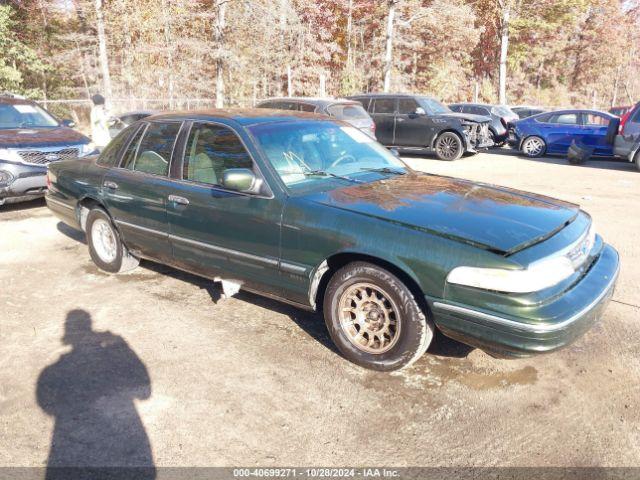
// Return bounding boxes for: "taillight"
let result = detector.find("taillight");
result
[370,123,376,133]
[46,171,51,189]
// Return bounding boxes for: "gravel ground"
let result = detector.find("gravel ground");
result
[0,150,639,471]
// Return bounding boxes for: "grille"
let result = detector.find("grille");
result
[18,148,79,166]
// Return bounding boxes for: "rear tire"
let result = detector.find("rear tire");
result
[323,262,434,371]
[635,151,640,171]
[434,132,464,161]
[521,136,546,157]
[86,208,139,273]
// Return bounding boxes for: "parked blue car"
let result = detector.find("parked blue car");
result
[511,110,618,158]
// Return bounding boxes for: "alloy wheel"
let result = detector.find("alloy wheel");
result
[338,282,401,354]
[436,135,461,160]
[523,137,545,156]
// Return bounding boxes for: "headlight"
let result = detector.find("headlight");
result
[448,224,596,294]
[0,170,14,187]
[78,142,97,157]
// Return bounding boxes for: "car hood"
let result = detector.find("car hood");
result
[435,112,491,123]
[305,173,579,254]
[0,127,90,149]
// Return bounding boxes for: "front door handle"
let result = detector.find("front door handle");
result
[168,195,189,206]
[396,117,406,122]
[103,181,119,190]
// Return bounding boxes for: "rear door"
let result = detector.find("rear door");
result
[102,121,183,263]
[579,113,613,155]
[165,121,283,296]
[369,97,397,145]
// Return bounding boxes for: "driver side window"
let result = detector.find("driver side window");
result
[183,123,254,187]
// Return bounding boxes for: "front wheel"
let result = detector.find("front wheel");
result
[634,151,640,172]
[434,132,464,161]
[86,207,139,273]
[521,136,546,157]
[323,262,434,371]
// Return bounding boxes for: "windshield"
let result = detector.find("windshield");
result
[418,97,451,115]
[0,103,59,129]
[491,105,517,118]
[249,121,408,191]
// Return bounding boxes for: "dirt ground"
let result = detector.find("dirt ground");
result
[1,150,639,470]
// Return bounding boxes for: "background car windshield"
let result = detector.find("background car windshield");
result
[417,97,450,115]
[491,105,516,117]
[0,103,59,129]
[249,121,407,189]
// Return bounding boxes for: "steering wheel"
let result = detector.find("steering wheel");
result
[330,153,358,168]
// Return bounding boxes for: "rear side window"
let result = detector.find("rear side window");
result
[327,103,369,119]
[449,105,463,112]
[549,113,578,125]
[299,103,317,113]
[121,122,181,176]
[373,98,396,114]
[183,123,254,187]
[97,125,135,167]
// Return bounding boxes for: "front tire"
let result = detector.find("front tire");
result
[634,151,640,172]
[521,136,546,157]
[434,132,464,161]
[323,262,434,371]
[86,208,139,273]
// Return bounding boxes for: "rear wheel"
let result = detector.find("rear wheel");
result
[521,136,546,157]
[435,132,464,161]
[635,151,640,171]
[86,208,139,273]
[323,262,434,371]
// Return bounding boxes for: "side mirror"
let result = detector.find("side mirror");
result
[222,168,256,193]
[390,148,400,158]
[61,119,76,128]
[414,107,426,116]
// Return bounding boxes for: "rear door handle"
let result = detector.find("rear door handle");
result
[103,181,118,190]
[168,195,189,205]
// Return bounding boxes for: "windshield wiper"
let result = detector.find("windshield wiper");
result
[307,169,364,183]
[360,167,407,175]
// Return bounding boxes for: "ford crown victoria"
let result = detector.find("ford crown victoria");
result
[46,110,619,371]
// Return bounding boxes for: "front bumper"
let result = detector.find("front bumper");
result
[0,161,47,204]
[429,244,620,358]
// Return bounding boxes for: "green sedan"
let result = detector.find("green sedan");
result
[45,110,619,371]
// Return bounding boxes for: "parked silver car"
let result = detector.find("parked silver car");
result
[257,97,376,139]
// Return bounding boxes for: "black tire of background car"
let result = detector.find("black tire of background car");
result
[635,150,640,171]
[323,262,434,372]
[606,117,621,145]
[86,208,139,274]
[434,132,464,161]
[567,140,595,165]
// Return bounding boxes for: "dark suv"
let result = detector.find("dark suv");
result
[347,94,493,160]
[0,94,95,206]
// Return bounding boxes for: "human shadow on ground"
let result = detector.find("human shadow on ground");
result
[36,309,155,480]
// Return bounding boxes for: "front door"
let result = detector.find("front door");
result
[102,121,183,263]
[166,121,283,296]
[545,113,580,154]
[393,97,434,148]
[369,97,397,146]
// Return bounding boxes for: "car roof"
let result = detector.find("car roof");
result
[544,109,616,118]
[118,110,157,117]
[0,95,38,106]
[146,108,331,126]
[348,93,435,99]
[258,97,359,107]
